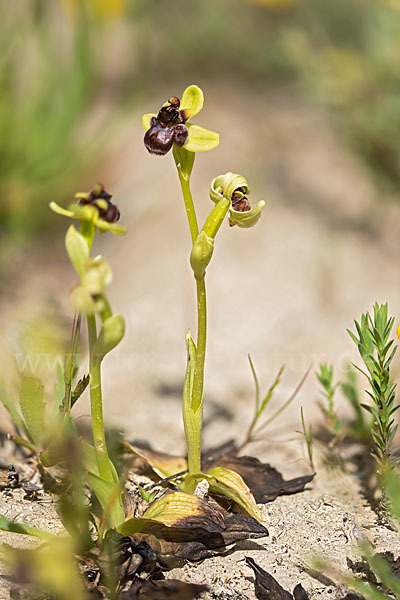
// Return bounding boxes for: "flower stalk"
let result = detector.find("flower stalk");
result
[143,86,266,510]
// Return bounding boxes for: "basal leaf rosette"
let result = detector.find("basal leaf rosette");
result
[142,85,219,155]
[210,172,265,228]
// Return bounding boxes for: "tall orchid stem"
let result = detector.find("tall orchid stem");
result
[174,149,207,475]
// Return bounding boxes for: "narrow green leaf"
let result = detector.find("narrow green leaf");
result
[0,515,57,542]
[19,376,46,447]
[0,380,28,437]
[85,471,124,529]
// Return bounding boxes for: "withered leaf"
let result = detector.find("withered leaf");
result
[121,578,208,600]
[203,453,314,503]
[127,513,268,563]
[119,492,225,537]
[123,443,187,479]
[245,557,309,600]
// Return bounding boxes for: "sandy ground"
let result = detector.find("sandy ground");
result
[1,85,400,598]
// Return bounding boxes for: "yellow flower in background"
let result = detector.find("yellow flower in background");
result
[61,0,124,19]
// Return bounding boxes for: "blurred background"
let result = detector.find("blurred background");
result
[1,0,400,461]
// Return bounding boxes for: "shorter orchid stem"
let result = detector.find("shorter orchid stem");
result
[87,314,113,482]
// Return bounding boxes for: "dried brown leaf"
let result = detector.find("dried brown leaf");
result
[121,578,208,599]
[204,453,314,503]
[246,557,309,600]
[126,512,268,562]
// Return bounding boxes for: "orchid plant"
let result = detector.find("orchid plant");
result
[141,85,265,519]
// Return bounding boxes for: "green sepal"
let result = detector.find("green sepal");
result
[92,314,125,361]
[185,123,219,152]
[50,201,126,235]
[142,113,156,131]
[65,225,89,278]
[230,200,266,228]
[180,84,204,119]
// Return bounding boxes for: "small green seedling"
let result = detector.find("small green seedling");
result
[348,302,398,480]
[238,356,309,451]
[316,363,342,446]
[298,406,314,473]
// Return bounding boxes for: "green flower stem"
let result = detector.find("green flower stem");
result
[87,314,113,482]
[80,219,96,251]
[174,149,207,474]
[187,276,207,474]
[174,149,199,244]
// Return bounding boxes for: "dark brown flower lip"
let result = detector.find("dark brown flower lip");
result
[144,97,189,155]
[77,184,120,223]
[231,190,252,213]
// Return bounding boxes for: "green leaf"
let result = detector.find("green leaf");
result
[180,84,204,119]
[0,514,57,542]
[0,380,28,437]
[185,123,219,152]
[19,376,46,447]
[85,471,124,529]
[205,467,262,521]
[92,314,125,361]
[65,225,89,278]
[118,492,221,536]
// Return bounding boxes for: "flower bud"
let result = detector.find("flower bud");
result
[190,231,214,280]
[210,172,265,228]
[81,257,112,296]
[92,314,125,361]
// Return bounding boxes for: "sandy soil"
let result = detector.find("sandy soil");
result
[1,85,400,598]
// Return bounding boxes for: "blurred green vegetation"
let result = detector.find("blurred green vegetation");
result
[1,0,400,258]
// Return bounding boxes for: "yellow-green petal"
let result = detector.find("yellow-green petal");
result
[96,219,127,235]
[49,201,76,218]
[230,200,265,228]
[184,123,219,153]
[142,113,156,131]
[180,85,204,119]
